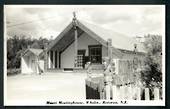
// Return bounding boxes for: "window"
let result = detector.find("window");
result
[77,55,83,68]
[76,50,86,68]
[89,45,102,63]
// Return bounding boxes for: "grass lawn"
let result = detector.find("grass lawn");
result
[6,72,87,105]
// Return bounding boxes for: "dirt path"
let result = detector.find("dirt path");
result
[6,72,87,105]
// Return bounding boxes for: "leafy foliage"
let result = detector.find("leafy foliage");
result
[141,34,162,88]
[7,35,50,69]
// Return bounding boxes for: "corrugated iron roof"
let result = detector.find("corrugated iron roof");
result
[48,19,145,53]
[78,20,145,53]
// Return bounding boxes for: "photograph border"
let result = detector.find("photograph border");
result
[1,0,169,109]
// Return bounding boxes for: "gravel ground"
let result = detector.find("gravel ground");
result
[6,72,87,105]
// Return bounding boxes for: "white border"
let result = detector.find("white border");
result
[4,5,7,106]
[3,5,166,106]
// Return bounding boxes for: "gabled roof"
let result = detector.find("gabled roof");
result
[47,19,145,53]
[30,42,41,49]
[78,20,145,53]
[23,48,43,57]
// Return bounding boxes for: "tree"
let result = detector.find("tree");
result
[141,34,162,88]
[7,35,50,69]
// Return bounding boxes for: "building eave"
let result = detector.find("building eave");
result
[47,22,73,52]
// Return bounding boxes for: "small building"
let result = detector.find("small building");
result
[21,48,44,74]
[45,16,145,71]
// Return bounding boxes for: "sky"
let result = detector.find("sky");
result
[5,5,165,39]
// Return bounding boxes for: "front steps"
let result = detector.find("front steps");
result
[45,69,104,74]
[46,64,105,73]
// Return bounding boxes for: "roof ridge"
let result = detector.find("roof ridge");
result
[47,18,145,53]
[77,19,145,52]
[77,19,135,40]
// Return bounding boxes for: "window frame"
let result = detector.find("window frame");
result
[88,45,102,64]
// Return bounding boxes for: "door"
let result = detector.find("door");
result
[31,59,36,73]
[76,50,86,69]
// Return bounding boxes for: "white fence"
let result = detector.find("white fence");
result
[86,59,162,100]
[101,84,161,100]
[86,40,162,100]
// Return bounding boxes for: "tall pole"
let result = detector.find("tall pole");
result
[73,12,78,68]
[108,38,112,62]
[104,38,113,100]
[133,43,140,86]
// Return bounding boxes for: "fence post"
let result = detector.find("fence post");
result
[154,87,160,100]
[131,86,136,100]
[99,80,105,99]
[116,86,120,100]
[105,85,111,99]
[100,90,105,99]
[112,85,117,100]
[127,86,132,100]
[136,87,141,100]
[145,88,150,100]
[105,75,111,100]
